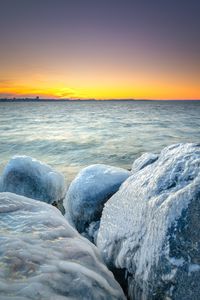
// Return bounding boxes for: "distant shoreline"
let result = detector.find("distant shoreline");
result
[0,99,200,102]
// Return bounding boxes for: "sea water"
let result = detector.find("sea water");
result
[0,100,199,182]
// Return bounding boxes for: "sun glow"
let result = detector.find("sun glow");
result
[0,74,199,100]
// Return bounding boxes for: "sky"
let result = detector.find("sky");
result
[0,0,200,100]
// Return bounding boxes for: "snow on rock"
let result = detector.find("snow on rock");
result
[97,143,200,300]
[0,192,125,300]
[1,156,65,204]
[131,152,158,173]
[64,164,130,241]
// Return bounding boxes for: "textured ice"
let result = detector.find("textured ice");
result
[188,264,200,274]
[131,152,158,173]
[0,192,125,300]
[97,143,200,299]
[1,156,65,204]
[64,164,130,241]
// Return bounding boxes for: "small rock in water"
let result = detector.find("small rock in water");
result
[97,143,200,300]
[1,155,65,204]
[131,152,158,173]
[0,192,125,300]
[64,164,130,242]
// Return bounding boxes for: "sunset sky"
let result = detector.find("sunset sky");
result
[0,0,200,100]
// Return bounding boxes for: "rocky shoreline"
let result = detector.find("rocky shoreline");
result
[0,143,199,299]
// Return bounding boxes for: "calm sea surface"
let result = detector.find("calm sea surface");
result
[0,100,200,182]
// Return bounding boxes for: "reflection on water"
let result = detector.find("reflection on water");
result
[0,101,200,181]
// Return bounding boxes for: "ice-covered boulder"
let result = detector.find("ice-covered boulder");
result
[64,164,130,242]
[1,156,65,204]
[131,152,158,173]
[0,176,2,192]
[0,192,125,300]
[97,143,200,300]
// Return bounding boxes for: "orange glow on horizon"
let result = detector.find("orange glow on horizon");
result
[0,76,200,100]
[1,35,199,101]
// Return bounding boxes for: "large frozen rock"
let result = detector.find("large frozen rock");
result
[1,156,65,204]
[0,192,125,300]
[64,164,130,242]
[97,143,200,300]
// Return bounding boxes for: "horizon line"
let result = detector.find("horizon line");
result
[0,98,200,102]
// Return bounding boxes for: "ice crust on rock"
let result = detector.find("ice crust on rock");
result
[131,152,158,173]
[97,143,200,299]
[1,156,65,204]
[64,164,130,241]
[0,192,125,300]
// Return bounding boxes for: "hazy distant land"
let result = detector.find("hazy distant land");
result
[0,98,199,102]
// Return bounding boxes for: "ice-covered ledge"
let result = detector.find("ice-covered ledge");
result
[0,192,125,300]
